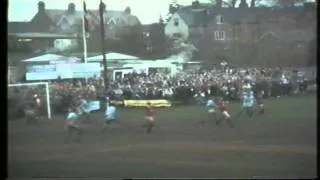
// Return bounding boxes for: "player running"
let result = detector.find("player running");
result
[78,96,91,123]
[255,91,264,115]
[199,97,218,124]
[245,91,255,117]
[64,108,83,143]
[141,102,155,134]
[24,103,38,125]
[236,91,255,118]
[102,102,119,132]
[216,98,233,128]
[32,94,42,120]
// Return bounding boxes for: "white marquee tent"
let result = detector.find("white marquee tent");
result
[22,53,81,64]
[22,54,67,63]
[87,52,139,62]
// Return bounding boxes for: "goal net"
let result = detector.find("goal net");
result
[8,82,52,120]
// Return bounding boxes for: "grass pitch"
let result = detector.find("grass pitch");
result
[8,96,317,178]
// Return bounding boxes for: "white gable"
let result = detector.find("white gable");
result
[107,17,117,25]
[56,15,71,26]
[165,13,189,39]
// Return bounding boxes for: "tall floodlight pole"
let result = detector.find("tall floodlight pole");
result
[99,1,108,98]
[82,0,88,83]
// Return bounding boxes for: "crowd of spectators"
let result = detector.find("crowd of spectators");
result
[8,66,316,117]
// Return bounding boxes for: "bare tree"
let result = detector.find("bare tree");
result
[211,0,233,7]
[264,0,308,7]
[224,0,237,8]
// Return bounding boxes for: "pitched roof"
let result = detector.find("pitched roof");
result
[45,10,66,23]
[87,52,139,62]
[90,10,141,26]
[24,8,141,35]
[45,9,141,29]
[142,24,151,32]
[8,22,31,33]
[8,32,77,38]
[177,6,211,27]
[57,12,83,26]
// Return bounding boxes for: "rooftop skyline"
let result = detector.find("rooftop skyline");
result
[8,0,315,24]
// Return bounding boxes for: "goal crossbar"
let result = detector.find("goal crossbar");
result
[8,82,52,120]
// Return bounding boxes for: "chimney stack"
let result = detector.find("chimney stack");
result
[192,0,200,8]
[124,6,131,14]
[68,3,76,14]
[38,1,45,13]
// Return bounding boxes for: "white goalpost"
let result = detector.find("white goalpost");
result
[8,82,52,120]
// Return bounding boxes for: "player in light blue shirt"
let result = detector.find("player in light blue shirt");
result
[64,108,83,142]
[206,99,216,110]
[102,102,119,131]
[236,91,255,118]
[243,91,255,117]
[199,97,217,124]
[79,97,91,123]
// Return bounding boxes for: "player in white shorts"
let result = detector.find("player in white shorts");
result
[78,97,91,123]
[199,98,217,124]
[64,108,83,142]
[102,102,119,132]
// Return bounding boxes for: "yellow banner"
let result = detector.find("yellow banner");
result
[124,99,172,107]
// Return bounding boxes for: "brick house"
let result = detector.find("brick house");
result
[167,1,317,67]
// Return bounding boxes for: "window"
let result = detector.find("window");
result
[174,18,179,26]
[216,15,224,24]
[214,31,226,40]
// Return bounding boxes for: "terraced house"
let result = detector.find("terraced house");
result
[8,1,142,54]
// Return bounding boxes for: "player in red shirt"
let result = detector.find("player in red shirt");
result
[256,91,264,114]
[216,98,233,128]
[142,102,156,134]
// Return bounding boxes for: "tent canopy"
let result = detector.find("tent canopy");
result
[22,54,67,63]
[87,52,139,62]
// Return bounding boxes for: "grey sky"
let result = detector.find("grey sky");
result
[8,0,315,24]
[8,0,212,24]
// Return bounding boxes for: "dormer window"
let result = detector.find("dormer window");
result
[216,15,224,24]
[174,18,179,26]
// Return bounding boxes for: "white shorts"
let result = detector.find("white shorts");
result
[208,108,215,113]
[222,111,231,118]
[67,120,77,127]
[259,104,264,108]
[145,116,154,122]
